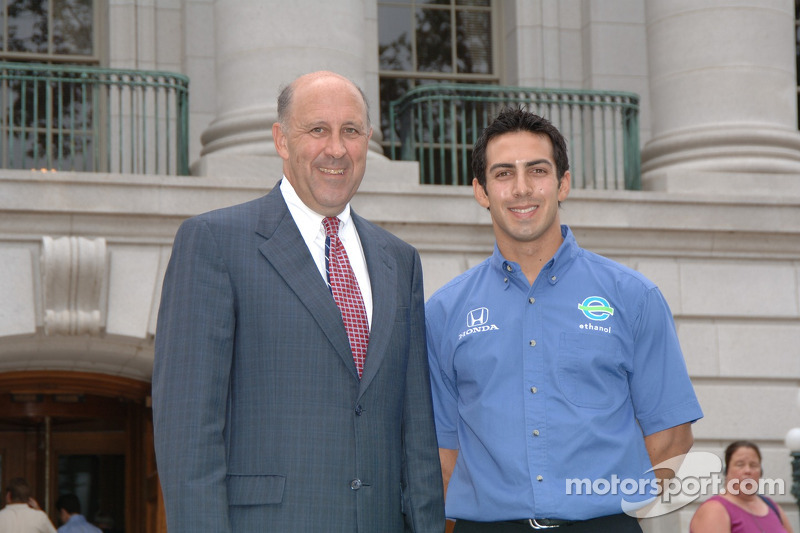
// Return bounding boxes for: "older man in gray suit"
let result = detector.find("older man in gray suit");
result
[152,71,445,532]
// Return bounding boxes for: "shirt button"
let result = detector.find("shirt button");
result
[529,297,535,304]
[506,264,513,272]
[350,479,362,490]
[529,340,536,347]
[550,275,557,282]
[504,277,508,283]
[533,429,540,436]
[530,386,538,394]
[537,475,544,482]
[355,405,363,416]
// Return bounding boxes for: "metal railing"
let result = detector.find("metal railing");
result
[388,83,640,190]
[0,62,189,175]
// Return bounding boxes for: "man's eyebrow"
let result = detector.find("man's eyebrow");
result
[304,121,365,130]
[297,120,327,129]
[488,162,514,173]
[488,159,553,172]
[525,159,553,168]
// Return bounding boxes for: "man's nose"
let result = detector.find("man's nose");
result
[512,170,532,196]
[325,131,347,158]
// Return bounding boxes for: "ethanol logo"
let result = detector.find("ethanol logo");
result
[578,296,614,321]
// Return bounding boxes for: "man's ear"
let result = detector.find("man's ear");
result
[558,170,571,203]
[473,177,490,210]
[273,123,289,159]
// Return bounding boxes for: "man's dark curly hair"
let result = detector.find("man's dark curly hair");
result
[472,107,569,190]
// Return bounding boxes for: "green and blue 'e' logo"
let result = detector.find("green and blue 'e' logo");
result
[578,296,614,321]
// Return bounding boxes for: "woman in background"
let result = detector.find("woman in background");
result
[691,440,793,533]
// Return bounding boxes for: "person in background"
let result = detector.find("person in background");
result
[54,494,101,533]
[152,70,444,532]
[0,477,56,533]
[426,107,703,532]
[691,441,793,533]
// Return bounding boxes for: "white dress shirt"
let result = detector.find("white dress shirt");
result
[280,178,373,328]
[0,503,57,533]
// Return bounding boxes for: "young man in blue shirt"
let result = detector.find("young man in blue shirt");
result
[55,494,101,533]
[426,108,703,532]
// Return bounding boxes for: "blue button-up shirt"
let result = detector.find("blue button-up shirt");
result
[58,514,102,533]
[426,226,703,521]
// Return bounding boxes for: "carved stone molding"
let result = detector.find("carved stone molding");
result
[41,236,107,336]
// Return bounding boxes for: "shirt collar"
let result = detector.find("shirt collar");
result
[67,514,88,524]
[490,225,578,284]
[280,177,353,240]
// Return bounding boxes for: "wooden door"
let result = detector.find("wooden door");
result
[0,372,154,533]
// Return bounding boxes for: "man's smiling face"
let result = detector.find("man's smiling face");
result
[273,73,373,216]
[473,130,570,255]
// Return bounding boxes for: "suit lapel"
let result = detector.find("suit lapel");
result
[353,213,397,392]
[255,187,358,379]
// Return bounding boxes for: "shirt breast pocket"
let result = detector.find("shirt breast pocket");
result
[557,333,627,409]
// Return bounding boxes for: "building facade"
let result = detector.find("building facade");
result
[1,1,800,531]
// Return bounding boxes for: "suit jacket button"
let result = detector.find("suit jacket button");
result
[355,405,363,416]
[350,479,362,490]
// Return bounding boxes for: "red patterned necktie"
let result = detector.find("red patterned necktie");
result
[323,217,369,378]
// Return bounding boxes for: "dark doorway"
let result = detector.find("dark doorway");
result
[0,372,157,533]
[58,454,125,532]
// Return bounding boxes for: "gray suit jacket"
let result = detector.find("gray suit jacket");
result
[152,184,445,532]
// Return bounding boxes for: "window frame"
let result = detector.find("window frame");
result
[0,0,100,64]
[377,0,501,150]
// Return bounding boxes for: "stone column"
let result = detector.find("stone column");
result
[642,0,800,190]
[199,0,380,159]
